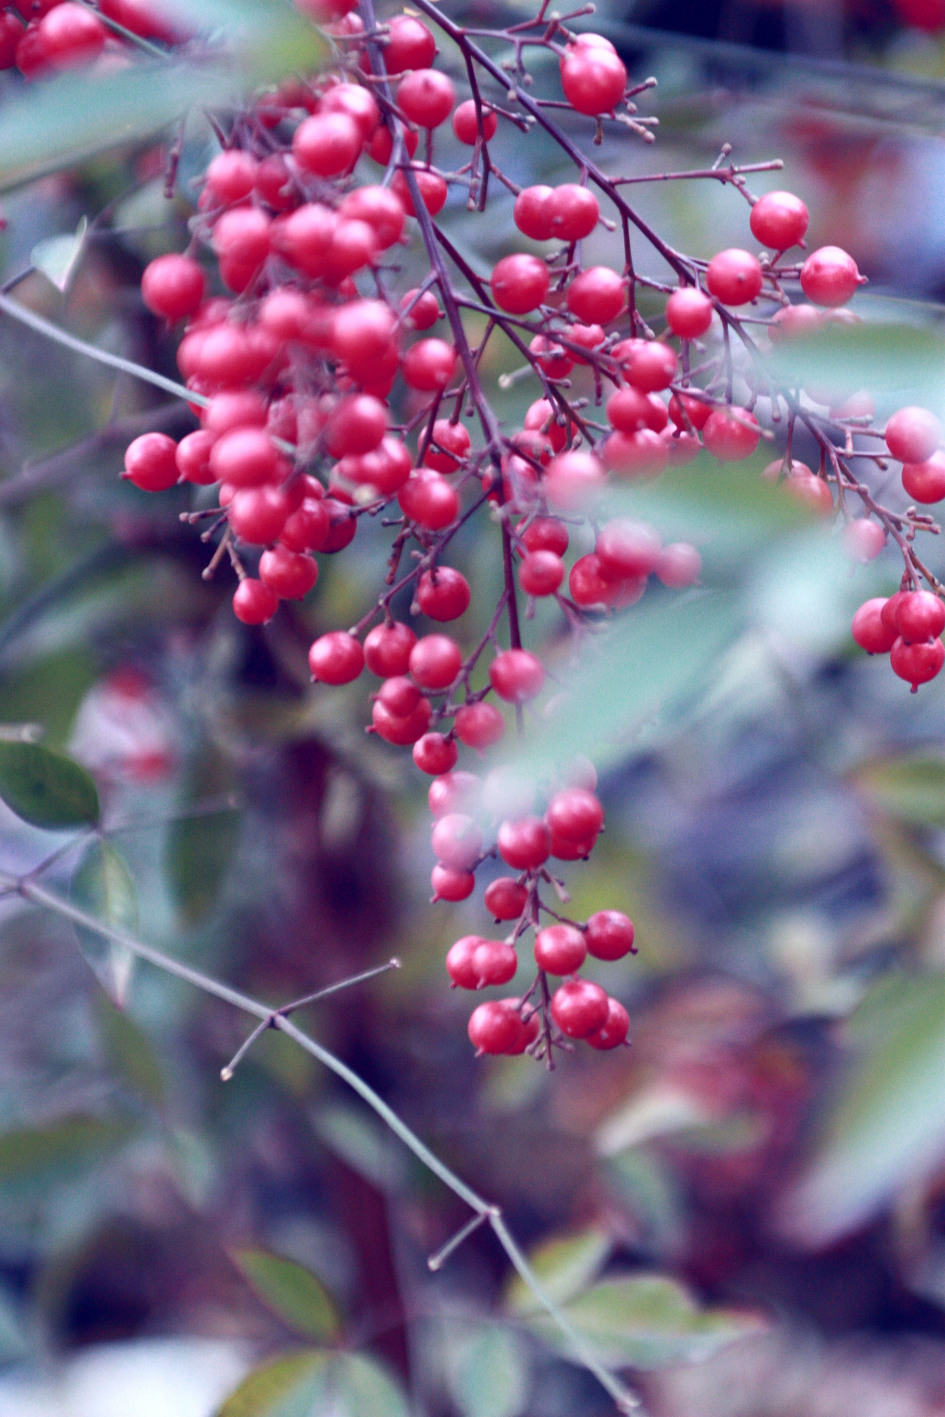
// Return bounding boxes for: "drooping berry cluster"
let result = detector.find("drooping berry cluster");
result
[109,0,945,1058]
[0,0,180,78]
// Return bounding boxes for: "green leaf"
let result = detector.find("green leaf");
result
[216,1351,409,1417]
[166,753,240,924]
[95,995,164,1107]
[520,1273,765,1370]
[0,738,99,827]
[71,840,138,1007]
[445,1322,530,1417]
[229,1249,340,1341]
[768,320,945,407]
[853,756,945,827]
[0,1116,133,1187]
[489,590,739,786]
[504,1228,611,1317]
[31,217,87,294]
[778,972,945,1246]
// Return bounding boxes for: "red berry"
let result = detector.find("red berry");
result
[621,341,677,393]
[428,770,480,818]
[372,696,432,745]
[39,2,107,67]
[496,816,551,870]
[567,267,625,324]
[595,519,661,580]
[585,909,636,961]
[559,43,627,115]
[657,542,703,587]
[513,186,554,240]
[123,432,179,491]
[885,406,943,465]
[800,246,862,307]
[423,419,471,473]
[401,288,441,331]
[452,99,497,143]
[902,452,945,504]
[210,427,280,488]
[749,191,809,250]
[546,787,604,842]
[308,631,364,685]
[364,621,417,677]
[895,590,945,641]
[383,14,436,72]
[416,566,470,621]
[176,430,217,486]
[409,634,462,690]
[472,939,518,987]
[467,999,531,1055]
[706,249,764,306]
[258,546,318,599]
[519,550,564,597]
[702,407,761,461]
[890,636,945,690]
[585,998,631,1050]
[398,472,460,530]
[232,578,280,626]
[842,521,886,564]
[483,877,528,920]
[413,733,458,776]
[490,254,550,314]
[228,486,291,545]
[397,68,455,127]
[205,149,258,204]
[402,339,457,392]
[432,812,482,870]
[550,978,609,1038]
[489,649,545,704]
[447,936,487,989]
[665,287,714,340]
[533,923,587,975]
[454,702,505,749]
[546,184,599,240]
[432,865,475,902]
[141,254,205,323]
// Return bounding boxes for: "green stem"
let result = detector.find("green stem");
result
[0,291,203,406]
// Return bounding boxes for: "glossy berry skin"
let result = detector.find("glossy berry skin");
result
[567,267,625,324]
[706,249,764,306]
[885,406,942,465]
[519,550,564,597]
[902,453,945,504]
[432,865,475,902]
[452,99,497,143]
[383,13,436,72]
[308,631,364,685]
[259,547,318,599]
[39,3,108,67]
[454,702,505,749]
[363,621,417,677]
[749,190,809,250]
[585,909,636,961]
[447,935,487,989]
[232,578,279,626]
[431,812,482,870]
[550,979,609,1038]
[665,287,713,340]
[702,408,761,461]
[799,247,861,307]
[413,733,458,776]
[890,636,945,691]
[894,590,945,641]
[489,649,545,704]
[409,634,462,690]
[428,771,480,818]
[490,254,550,315]
[397,68,455,128]
[402,339,457,392]
[227,487,291,545]
[559,43,627,114]
[842,520,886,564]
[471,939,518,987]
[547,184,599,240]
[123,433,179,491]
[497,816,551,870]
[141,254,205,323]
[533,923,588,975]
[545,788,604,842]
[585,998,631,1050]
[416,567,470,621]
[467,999,532,1055]
[484,877,529,920]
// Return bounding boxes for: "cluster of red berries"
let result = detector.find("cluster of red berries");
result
[0,0,177,77]
[107,0,945,1056]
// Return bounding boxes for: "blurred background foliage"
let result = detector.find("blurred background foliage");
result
[0,1,943,1415]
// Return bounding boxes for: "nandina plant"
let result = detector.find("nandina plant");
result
[1,0,943,1070]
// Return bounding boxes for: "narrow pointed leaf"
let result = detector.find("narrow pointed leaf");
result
[229,1249,339,1340]
[778,973,945,1246]
[0,739,99,827]
[31,217,87,294]
[71,840,138,1008]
